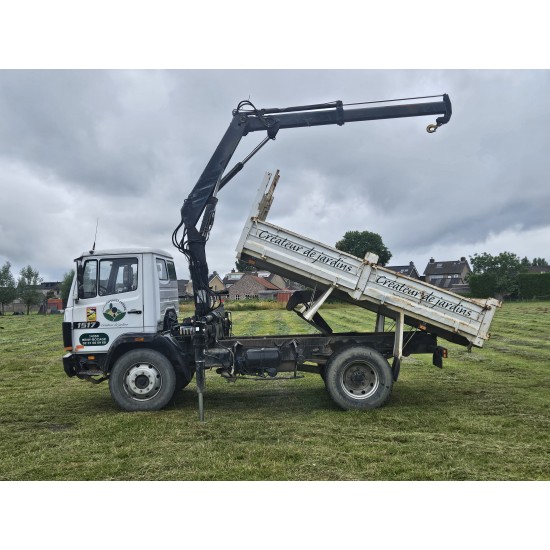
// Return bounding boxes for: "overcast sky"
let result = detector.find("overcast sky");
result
[1,69,549,282]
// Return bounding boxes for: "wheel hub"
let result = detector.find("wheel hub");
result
[125,363,162,400]
[341,361,379,400]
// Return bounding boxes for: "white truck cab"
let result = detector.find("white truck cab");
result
[62,249,185,402]
[64,248,179,351]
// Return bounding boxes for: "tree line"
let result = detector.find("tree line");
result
[468,253,549,300]
[0,262,73,315]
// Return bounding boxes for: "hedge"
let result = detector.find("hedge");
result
[468,273,497,298]
[518,273,550,299]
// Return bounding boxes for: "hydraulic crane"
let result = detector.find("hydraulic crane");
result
[173,95,452,319]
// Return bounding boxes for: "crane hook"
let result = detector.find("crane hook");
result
[426,123,439,134]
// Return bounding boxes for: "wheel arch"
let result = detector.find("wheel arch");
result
[104,333,192,383]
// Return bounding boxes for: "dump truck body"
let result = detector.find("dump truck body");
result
[236,172,500,349]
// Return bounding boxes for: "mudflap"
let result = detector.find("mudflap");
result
[391,356,401,382]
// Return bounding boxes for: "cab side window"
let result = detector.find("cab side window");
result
[156,259,168,281]
[99,258,138,296]
[167,260,177,281]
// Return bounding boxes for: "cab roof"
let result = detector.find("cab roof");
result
[77,248,174,260]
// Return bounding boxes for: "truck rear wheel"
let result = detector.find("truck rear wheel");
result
[109,349,176,411]
[325,346,393,410]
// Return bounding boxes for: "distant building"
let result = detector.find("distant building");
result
[222,270,245,289]
[386,261,420,279]
[4,283,61,314]
[207,272,225,293]
[423,257,471,294]
[179,272,226,300]
[257,271,287,290]
[177,279,191,300]
[227,273,284,301]
[223,269,287,291]
[40,281,61,298]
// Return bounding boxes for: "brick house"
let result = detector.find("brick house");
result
[423,257,471,293]
[227,273,282,301]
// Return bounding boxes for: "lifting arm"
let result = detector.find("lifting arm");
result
[173,95,452,318]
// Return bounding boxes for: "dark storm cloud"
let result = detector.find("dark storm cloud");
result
[1,70,549,281]
[0,71,186,195]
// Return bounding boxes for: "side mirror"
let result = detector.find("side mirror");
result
[76,261,84,302]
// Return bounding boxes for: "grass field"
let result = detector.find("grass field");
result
[0,302,548,480]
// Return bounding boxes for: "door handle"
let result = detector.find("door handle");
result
[128,310,142,314]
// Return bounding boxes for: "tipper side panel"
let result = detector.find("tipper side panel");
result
[236,178,500,348]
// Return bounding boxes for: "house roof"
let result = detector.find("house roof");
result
[247,275,280,290]
[265,273,287,289]
[223,272,244,284]
[386,263,419,277]
[230,274,281,291]
[424,258,471,276]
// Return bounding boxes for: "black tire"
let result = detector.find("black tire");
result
[324,346,393,410]
[109,349,176,411]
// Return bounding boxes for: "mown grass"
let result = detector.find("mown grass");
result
[0,302,548,480]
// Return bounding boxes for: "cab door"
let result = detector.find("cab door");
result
[71,254,144,354]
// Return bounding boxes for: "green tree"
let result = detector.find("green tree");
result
[467,252,526,299]
[521,256,531,267]
[17,265,43,315]
[235,260,256,272]
[532,257,548,267]
[60,270,75,308]
[335,230,392,266]
[0,261,17,315]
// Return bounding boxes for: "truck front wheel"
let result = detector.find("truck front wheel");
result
[109,349,176,411]
[325,346,393,410]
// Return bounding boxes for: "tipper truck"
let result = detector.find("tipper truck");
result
[62,94,501,420]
